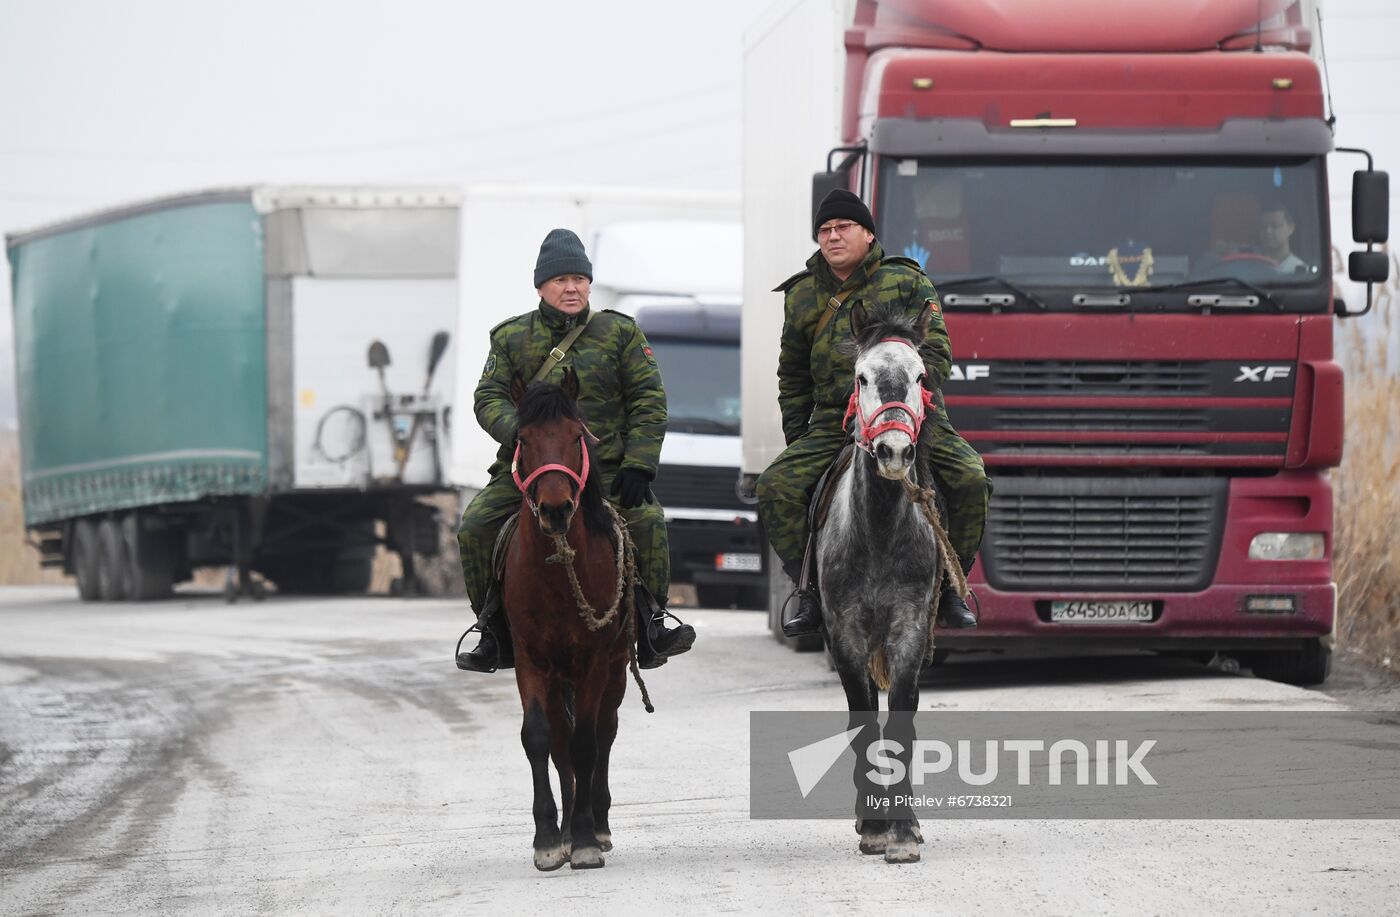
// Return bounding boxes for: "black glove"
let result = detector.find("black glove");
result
[612,468,655,509]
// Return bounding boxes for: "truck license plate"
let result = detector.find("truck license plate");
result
[715,553,761,572]
[1050,600,1153,624]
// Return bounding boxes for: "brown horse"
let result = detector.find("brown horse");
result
[503,369,640,872]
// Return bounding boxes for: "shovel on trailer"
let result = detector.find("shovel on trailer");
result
[395,330,451,479]
[367,340,407,473]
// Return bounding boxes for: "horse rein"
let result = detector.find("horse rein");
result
[842,336,937,453]
[511,435,591,516]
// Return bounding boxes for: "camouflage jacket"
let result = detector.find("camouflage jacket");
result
[775,242,952,445]
[474,301,667,477]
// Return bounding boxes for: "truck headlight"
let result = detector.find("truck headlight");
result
[1248,532,1325,561]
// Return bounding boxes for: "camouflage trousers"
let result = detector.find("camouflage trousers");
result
[457,468,671,616]
[755,407,989,580]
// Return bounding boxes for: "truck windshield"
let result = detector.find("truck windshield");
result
[647,339,741,435]
[877,157,1327,300]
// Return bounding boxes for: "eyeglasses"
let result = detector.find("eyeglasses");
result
[817,220,861,239]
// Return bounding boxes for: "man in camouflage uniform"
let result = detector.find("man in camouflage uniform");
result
[756,189,987,636]
[455,228,696,672]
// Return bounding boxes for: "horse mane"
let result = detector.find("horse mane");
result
[517,382,612,536]
[837,302,925,360]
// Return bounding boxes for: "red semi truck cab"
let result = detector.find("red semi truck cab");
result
[805,0,1390,683]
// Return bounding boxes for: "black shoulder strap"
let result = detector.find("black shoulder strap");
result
[531,311,593,383]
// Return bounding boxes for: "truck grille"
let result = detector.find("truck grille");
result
[981,476,1227,592]
[650,464,745,511]
[991,361,1211,396]
[993,408,1209,432]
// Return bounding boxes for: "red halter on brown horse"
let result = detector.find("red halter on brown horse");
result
[503,368,648,872]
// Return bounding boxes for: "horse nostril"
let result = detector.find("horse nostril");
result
[901,444,914,465]
[876,443,893,463]
[563,499,575,517]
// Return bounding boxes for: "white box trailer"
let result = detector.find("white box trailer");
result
[742,0,854,631]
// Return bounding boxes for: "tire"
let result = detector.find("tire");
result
[1248,640,1332,686]
[72,519,101,601]
[697,584,735,609]
[262,557,325,595]
[328,554,374,594]
[124,514,175,601]
[97,518,132,601]
[741,585,770,611]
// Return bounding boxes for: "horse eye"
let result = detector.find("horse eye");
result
[858,374,868,386]
[916,374,926,384]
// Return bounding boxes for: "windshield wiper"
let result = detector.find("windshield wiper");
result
[936,275,1047,311]
[1135,276,1282,311]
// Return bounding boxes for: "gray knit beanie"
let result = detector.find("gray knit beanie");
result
[533,228,593,287]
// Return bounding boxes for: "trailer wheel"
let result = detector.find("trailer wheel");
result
[97,518,132,601]
[329,554,374,594]
[1248,640,1332,686]
[124,514,175,601]
[72,519,101,601]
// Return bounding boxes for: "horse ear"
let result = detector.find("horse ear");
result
[916,302,934,340]
[562,365,581,402]
[850,300,870,339]
[509,372,527,407]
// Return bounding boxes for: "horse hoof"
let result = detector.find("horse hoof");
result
[533,845,568,871]
[884,840,921,864]
[596,833,613,852]
[858,836,887,855]
[570,846,605,869]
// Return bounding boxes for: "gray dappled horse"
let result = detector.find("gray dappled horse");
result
[819,301,941,863]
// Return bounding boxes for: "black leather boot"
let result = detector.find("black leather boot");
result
[455,582,514,672]
[935,583,977,629]
[782,588,824,637]
[636,586,695,669]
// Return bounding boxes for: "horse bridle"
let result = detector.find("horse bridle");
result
[512,434,591,516]
[842,336,936,454]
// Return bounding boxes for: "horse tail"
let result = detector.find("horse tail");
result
[867,649,891,692]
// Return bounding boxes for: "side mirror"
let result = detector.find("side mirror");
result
[1352,170,1389,244]
[811,170,850,232]
[1349,250,1390,285]
[1336,150,1390,319]
[811,145,867,235]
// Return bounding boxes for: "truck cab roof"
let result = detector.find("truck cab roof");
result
[630,298,741,343]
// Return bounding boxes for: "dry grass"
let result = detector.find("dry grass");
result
[0,430,70,586]
[1334,270,1400,670]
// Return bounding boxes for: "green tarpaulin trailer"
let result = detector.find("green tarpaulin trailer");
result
[6,186,460,600]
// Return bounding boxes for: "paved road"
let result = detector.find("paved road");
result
[1,586,1397,915]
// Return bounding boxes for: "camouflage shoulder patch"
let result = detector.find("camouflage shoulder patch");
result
[600,308,638,325]
[488,314,525,338]
[481,352,497,376]
[880,255,928,275]
[641,343,657,366]
[926,297,942,315]
[773,269,812,293]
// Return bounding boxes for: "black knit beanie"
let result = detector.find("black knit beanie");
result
[533,228,593,287]
[812,189,875,240]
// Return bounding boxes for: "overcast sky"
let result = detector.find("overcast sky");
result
[2,0,1397,427]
